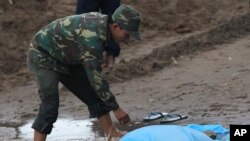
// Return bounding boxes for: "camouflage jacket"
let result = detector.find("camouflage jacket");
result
[29,12,119,110]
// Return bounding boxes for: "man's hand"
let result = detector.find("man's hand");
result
[102,55,115,69]
[113,108,130,125]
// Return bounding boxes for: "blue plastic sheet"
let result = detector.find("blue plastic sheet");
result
[187,124,229,141]
[120,125,214,141]
[187,124,229,134]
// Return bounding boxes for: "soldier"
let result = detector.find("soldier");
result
[27,5,142,141]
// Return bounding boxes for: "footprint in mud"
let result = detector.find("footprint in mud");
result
[209,103,236,111]
[232,94,247,99]
[20,113,36,120]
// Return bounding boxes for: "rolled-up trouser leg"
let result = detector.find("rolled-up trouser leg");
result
[27,56,60,134]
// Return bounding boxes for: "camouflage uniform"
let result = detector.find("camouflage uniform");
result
[27,5,142,134]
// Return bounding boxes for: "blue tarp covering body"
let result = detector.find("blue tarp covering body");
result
[120,124,229,141]
[187,124,229,141]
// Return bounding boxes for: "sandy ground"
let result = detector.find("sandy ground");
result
[1,0,250,140]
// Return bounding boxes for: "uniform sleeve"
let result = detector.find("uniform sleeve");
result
[80,49,119,110]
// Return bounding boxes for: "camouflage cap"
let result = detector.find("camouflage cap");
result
[112,5,142,41]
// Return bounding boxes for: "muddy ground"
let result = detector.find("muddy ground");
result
[1,0,250,140]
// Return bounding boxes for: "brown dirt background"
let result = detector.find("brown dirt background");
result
[1,0,250,140]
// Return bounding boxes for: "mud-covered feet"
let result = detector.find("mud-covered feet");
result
[98,113,127,140]
[110,129,127,137]
[106,129,127,141]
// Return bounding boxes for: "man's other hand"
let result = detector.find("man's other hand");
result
[113,108,130,126]
[102,55,115,69]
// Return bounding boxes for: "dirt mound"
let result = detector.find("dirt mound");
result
[0,0,75,90]
[127,0,247,35]
[0,0,248,90]
[109,12,250,81]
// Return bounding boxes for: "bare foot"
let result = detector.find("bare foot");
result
[107,130,127,141]
[110,129,127,138]
[98,113,127,140]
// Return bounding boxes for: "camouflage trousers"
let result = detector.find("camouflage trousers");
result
[27,49,114,134]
